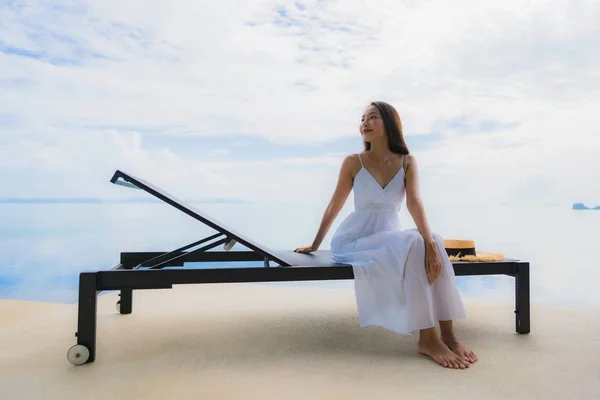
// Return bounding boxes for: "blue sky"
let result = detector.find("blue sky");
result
[1,0,599,207]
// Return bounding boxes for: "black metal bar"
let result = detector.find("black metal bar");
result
[118,262,133,315]
[95,261,525,290]
[120,250,265,265]
[75,273,98,364]
[515,262,531,334]
[118,289,132,314]
[141,233,224,268]
[96,265,355,290]
[453,261,518,276]
[121,251,521,271]
[149,238,228,269]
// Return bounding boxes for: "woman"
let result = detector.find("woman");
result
[294,101,477,369]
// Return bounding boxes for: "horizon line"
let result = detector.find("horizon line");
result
[0,197,251,204]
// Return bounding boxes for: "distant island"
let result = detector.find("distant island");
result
[572,203,600,210]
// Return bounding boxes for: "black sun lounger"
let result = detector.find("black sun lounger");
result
[66,169,531,366]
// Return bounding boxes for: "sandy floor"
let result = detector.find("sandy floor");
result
[1,283,599,400]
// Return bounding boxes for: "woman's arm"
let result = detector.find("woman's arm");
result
[404,155,435,244]
[295,155,355,252]
[405,155,442,284]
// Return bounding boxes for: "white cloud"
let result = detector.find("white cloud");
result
[0,128,345,207]
[1,0,599,206]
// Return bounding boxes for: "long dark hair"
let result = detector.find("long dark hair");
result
[363,101,410,155]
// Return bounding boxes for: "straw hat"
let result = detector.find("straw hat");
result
[443,239,504,262]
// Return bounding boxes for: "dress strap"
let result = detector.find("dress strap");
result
[358,153,364,167]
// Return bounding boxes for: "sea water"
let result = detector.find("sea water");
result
[0,201,598,307]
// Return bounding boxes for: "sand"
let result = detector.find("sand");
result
[1,283,599,400]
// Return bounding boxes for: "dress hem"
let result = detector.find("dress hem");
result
[358,311,468,336]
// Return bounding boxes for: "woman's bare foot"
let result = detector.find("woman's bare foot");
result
[442,338,478,364]
[417,337,470,369]
[438,320,478,364]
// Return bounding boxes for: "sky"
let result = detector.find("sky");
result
[1,0,599,209]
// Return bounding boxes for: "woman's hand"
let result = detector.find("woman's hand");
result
[294,245,318,254]
[424,238,442,284]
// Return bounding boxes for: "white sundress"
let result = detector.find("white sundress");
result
[330,154,467,335]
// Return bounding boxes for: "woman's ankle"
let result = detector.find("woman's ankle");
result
[418,327,439,343]
[438,321,458,341]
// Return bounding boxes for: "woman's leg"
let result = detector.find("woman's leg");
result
[439,319,478,363]
[428,234,477,363]
[417,326,471,369]
[402,230,472,369]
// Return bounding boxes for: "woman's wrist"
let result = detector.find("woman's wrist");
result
[422,233,435,245]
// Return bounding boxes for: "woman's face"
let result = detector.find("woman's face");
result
[360,105,385,142]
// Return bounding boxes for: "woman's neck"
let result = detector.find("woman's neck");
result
[367,139,392,162]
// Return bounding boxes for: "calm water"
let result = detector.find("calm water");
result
[0,201,598,307]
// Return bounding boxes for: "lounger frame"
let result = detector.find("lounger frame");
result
[67,170,531,365]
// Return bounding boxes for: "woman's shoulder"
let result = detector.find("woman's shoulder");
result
[341,152,363,165]
[402,153,418,174]
[339,153,364,176]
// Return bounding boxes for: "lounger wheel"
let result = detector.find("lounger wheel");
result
[116,300,121,312]
[67,344,90,366]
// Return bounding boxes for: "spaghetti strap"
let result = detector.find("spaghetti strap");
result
[358,153,364,167]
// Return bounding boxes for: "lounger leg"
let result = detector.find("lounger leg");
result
[515,263,530,334]
[117,263,133,314]
[68,272,98,365]
[118,289,132,314]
